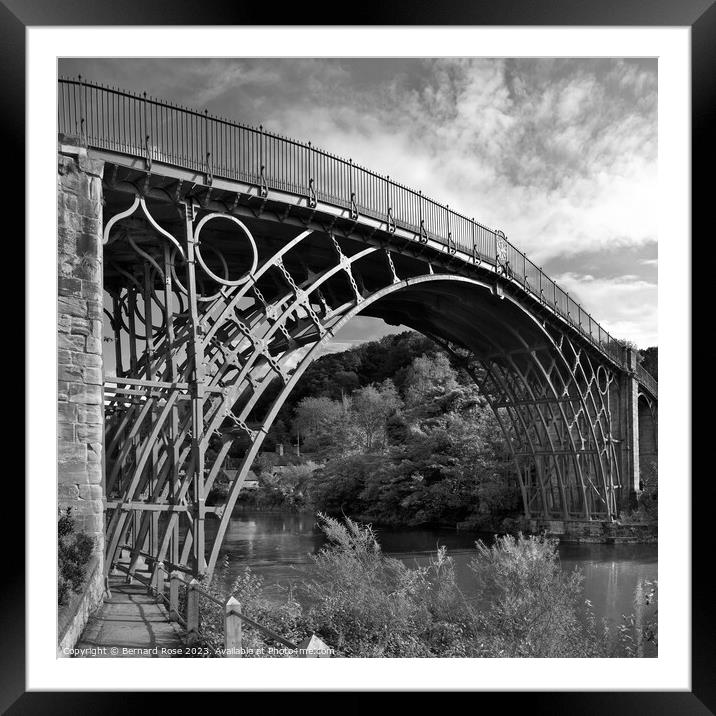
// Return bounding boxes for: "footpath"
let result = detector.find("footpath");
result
[74,572,184,657]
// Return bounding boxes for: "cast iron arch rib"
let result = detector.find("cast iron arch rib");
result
[101,188,637,578]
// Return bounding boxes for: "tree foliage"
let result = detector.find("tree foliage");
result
[638,346,658,379]
[351,380,402,451]
[243,333,522,530]
[293,396,354,455]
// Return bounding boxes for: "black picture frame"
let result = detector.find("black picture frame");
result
[8,1,712,712]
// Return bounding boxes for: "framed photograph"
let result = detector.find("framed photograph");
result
[10,0,711,711]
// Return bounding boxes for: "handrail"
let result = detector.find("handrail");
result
[635,363,658,398]
[57,76,656,387]
[118,543,193,575]
[181,572,301,650]
[119,559,315,652]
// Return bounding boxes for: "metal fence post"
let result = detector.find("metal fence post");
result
[143,91,152,172]
[224,596,242,657]
[186,579,200,643]
[446,205,454,253]
[151,561,165,602]
[169,571,181,621]
[204,108,213,185]
[259,125,268,197]
[78,75,87,146]
[386,175,395,233]
[349,158,358,219]
[307,141,316,207]
[418,190,427,242]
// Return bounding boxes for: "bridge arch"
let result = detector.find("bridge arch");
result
[101,193,623,579]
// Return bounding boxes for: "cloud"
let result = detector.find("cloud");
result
[316,341,362,356]
[217,58,659,267]
[554,272,657,348]
[61,57,658,346]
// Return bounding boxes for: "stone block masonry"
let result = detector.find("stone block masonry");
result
[57,138,105,557]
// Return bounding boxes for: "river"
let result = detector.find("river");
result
[206,510,657,633]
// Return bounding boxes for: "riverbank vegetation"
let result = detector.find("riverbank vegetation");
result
[191,514,657,658]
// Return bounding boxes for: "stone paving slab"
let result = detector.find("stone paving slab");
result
[74,574,184,657]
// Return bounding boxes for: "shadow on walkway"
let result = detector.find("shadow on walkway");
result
[74,574,184,657]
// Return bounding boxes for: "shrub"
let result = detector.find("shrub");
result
[58,508,95,606]
[300,514,442,656]
[468,533,600,657]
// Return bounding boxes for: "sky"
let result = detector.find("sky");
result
[59,57,658,350]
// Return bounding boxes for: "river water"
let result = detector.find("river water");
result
[207,510,657,631]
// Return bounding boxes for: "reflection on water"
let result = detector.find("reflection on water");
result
[205,511,657,627]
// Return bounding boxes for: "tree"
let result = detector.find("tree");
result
[293,396,353,454]
[639,346,658,379]
[308,454,386,514]
[351,380,402,451]
[257,461,318,508]
[402,352,458,408]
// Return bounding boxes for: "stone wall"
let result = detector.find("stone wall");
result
[528,518,657,544]
[57,138,105,559]
[57,556,105,656]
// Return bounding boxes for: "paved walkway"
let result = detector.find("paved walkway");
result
[75,573,185,657]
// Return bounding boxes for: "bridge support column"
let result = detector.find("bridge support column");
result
[619,347,641,514]
[57,138,105,550]
[183,202,207,576]
[57,138,106,650]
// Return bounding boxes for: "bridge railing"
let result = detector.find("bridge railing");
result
[115,558,332,656]
[636,363,658,398]
[59,76,651,376]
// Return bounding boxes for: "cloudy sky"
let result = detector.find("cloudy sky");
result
[59,58,658,349]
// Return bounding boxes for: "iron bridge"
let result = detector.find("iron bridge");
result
[58,78,658,579]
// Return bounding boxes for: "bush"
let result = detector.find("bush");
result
[58,508,95,606]
[300,514,449,656]
[468,533,601,657]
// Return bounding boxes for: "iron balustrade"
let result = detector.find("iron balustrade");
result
[635,363,658,399]
[58,76,654,380]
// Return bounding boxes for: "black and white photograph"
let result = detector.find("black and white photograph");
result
[55,55,660,660]
[11,15,703,704]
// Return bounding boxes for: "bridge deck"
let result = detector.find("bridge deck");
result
[75,574,184,657]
